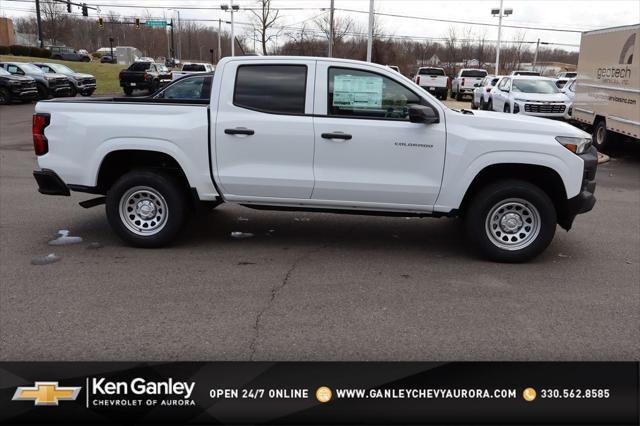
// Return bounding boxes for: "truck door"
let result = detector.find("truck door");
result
[214,60,316,199]
[311,63,446,209]
[492,77,510,111]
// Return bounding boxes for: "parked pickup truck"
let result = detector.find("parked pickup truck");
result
[119,61,166,95]
[0,67,38,104]
[172,62,215,80]
[452,68,488,101]
[32,56,597,262]
[414,67,448,100]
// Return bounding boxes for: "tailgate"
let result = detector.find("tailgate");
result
[121,71,147,83]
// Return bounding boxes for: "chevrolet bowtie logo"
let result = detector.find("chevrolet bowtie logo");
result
[12,382,81,406]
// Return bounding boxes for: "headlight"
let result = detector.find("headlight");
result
[555,136,591,154]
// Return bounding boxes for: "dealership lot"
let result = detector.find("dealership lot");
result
[0,101,638,361]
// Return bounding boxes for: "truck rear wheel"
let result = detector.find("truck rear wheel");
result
[455,91,463,101]
[123,87,133,96]
[464,180,557,262]
[106,170,188,248]
[592,119,614,152]
[0,88,10,105]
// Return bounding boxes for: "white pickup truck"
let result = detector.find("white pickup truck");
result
[414,67,448,100]
[32,56,597,262]
[172,62,215,80]
[452,68,488,101]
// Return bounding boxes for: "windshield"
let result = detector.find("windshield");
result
[50,63,74,74]
[512,79,560,94]
[156,64,168,72]
[461,70,487,78]
[182,64,206,72]
[19,63,44,74]
[419,68,445,76]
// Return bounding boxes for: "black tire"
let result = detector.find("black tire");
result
[471,98,478,109]
[0,87,10,105]
[106,170,188,248]
[592,119,614,152]
[479,97,486,110]
[123,87,133,96]
[464,180,557,262]
[69,85,78,97]
[81,89,95,97]
[504,104,511,113]
[487,99,493,111]
[150,80,160,94]
[36,83,49,100]
[455,91,462,101]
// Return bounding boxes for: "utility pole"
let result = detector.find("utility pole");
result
[533,38,540,70]
[35,0,44,48]
[366,0,374,62]
[328,0,334,57]
[170,18,175,60]
[217,19,222,62]
[230,0,235,56]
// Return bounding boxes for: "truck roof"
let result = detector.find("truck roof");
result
[217,55,402,74]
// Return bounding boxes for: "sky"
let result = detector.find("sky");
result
[1,0,639,51]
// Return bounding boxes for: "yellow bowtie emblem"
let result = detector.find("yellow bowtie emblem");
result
[12,382,81,406]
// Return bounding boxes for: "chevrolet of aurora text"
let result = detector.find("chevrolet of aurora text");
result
[32,56,597,262]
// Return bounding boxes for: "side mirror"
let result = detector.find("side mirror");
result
[409,104,439,124]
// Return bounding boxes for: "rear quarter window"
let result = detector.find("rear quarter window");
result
[461,70,487,78]
[419,68,445,76]
[128,62,152,71]
[234,64,307,115]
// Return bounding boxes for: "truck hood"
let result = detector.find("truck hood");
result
[3,74,34,82]
[456,109,590,138]
[71,73,94,79]
[45,73,69,80]
[511,92,569,103]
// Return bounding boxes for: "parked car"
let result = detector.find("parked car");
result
[48,46,91,62]
[510,70,541,76]
[452,68,488,100]
[100,55,117,64]
[490,76,571,119]
[572,24,639,151]
[0,62,71,99]
[414,67,448,100]
[0,67,38,105]
[118,61,166,95]
[557,71,577,79]
[172,62,215,80]
[155,63,173,86]
[32,56,596,262]
[561,78,577,119]
[32,62,96,97]
[471,75,501,110]
[555,78,571,89]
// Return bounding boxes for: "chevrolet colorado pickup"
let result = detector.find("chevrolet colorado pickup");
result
[31,56,597,262]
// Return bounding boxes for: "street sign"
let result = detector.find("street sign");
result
[145,20,167,27]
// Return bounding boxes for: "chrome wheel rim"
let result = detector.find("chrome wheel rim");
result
[119,186,168,236]
[485,198,541,251]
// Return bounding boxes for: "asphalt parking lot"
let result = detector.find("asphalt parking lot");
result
[0,101,638,361]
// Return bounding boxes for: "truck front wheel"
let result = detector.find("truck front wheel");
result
[106,170,188,248]
[592,119,613,152]
[464,180,557,262]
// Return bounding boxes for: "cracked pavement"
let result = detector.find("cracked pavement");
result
[1,102,639,361]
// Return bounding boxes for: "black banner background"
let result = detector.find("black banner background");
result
[0,362,638,425]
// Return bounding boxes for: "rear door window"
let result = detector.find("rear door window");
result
[234,64,307,115]
[155,75,212,100]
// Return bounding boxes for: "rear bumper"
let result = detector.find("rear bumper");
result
[560,146,597,229]
[33,169,70,196]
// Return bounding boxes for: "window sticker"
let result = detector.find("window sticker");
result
[333,74,383,108]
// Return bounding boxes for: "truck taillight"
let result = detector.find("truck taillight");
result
[33,113,50,156]
[144,72,149,81]
[461,78,465,87]
[416,75,420,85]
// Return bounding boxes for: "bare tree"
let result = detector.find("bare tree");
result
[40,1,68,45]
[249,0,282,55]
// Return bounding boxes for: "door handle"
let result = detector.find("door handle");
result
[225,128,255,136]
[321,132,352,140]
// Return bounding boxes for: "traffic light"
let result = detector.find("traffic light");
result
[82,3,88,17]
[135,18,141,30]
[66,0,71,13]
[98,17,104,30]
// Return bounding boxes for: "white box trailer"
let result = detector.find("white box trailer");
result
[573,24,640,150]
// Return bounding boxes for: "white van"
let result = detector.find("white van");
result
[572,24,640,150]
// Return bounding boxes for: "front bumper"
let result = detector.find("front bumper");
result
[560,146,597,229]
[33,169,70,196]
[51,86,72,96]
[10,87,38,100]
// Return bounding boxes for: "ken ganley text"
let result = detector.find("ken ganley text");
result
[89,378,196,406]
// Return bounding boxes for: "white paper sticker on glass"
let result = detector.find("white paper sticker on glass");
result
[333,74,383,108]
